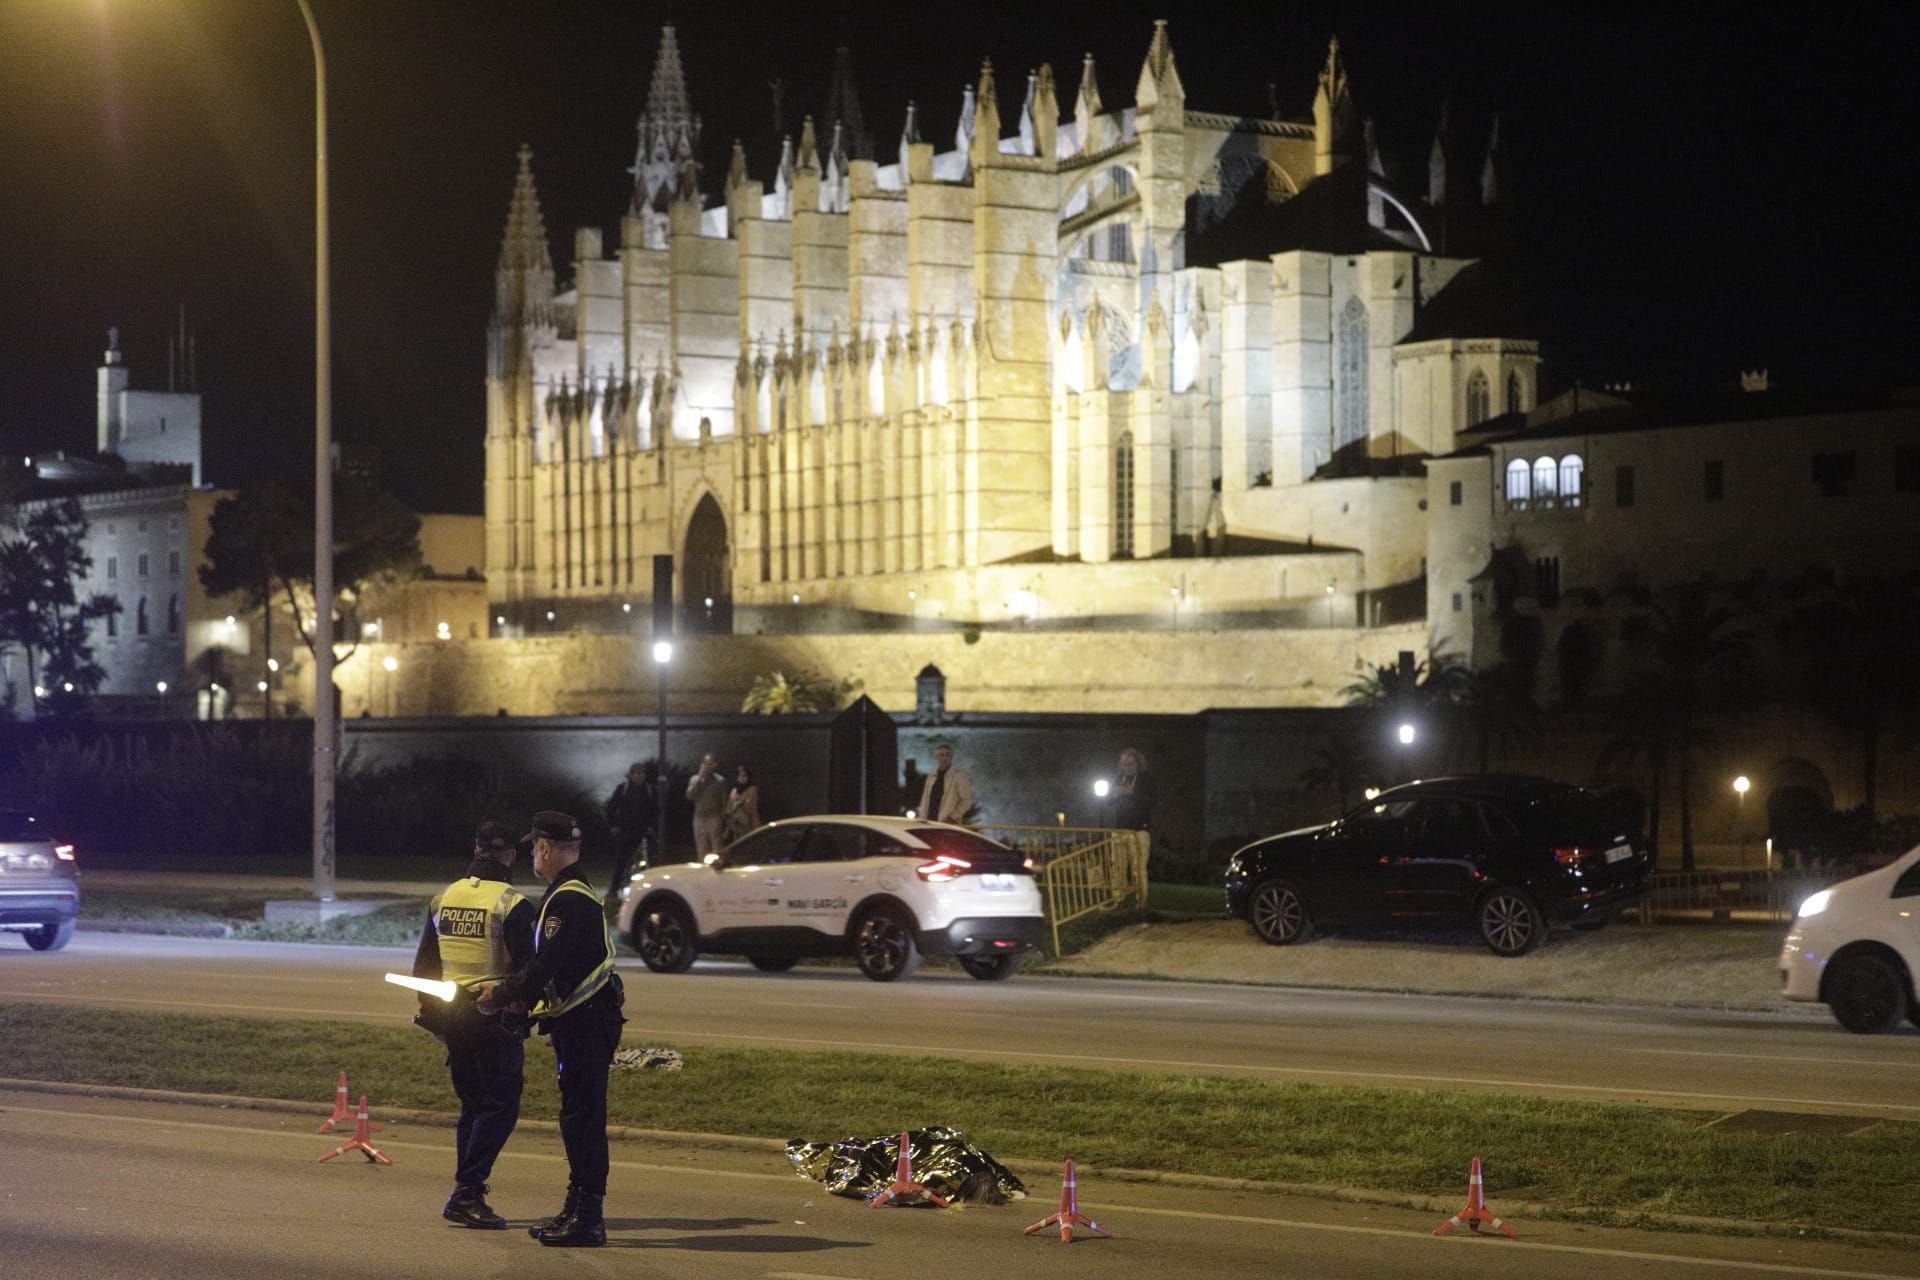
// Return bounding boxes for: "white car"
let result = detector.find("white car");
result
[1780,844,1920,1033]
[614,816,1047,982]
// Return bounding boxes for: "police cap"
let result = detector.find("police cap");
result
[474,821,519,854]
[524,810,582,844]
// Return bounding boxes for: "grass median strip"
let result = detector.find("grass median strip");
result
[2,1000,1910,1235]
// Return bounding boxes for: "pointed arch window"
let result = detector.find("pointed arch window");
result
[1337,297,1368,447]
[1114,432,1136,559]
[1506,370,1526,416]
[1558,454,1584,507]
[1466,370,1491,427]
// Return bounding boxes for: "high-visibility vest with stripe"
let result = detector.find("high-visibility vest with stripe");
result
[530,879,617,1019]
[429,876,526,991]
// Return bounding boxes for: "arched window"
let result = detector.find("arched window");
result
[136,597,149,635]
[1506,370,1526,416]
[167,594,181,634]
[1558,454,1584,507]
[1505,459,1531,508]
[1337,297,1368,447]
[1532,456,1559,504]
[1466,371,1490,427]
[1114,432,1135,559]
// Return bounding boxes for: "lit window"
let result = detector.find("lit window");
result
[1532,456,1559,504]
[1114,432,1135,558]
[1504,459,1531,508]
[1466,371,1490,427]
[1558,454,1584,507]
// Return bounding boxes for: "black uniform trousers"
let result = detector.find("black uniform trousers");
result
[445,1020,525,1190]
[547,994,622,1199]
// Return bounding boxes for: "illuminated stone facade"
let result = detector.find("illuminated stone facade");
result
[483,22,1530,646]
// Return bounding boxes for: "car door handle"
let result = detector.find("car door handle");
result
[844,875,866,884]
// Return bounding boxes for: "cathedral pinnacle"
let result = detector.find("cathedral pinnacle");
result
[497,144,553,278]
[1134,19,1183,112]
[798,115,820,172]
[631,23,702,214]
[823,44,873,163]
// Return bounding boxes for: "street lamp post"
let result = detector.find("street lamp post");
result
[293,0,335,905]
[652,639,673,862]
[1732,775,1751,867]
[382,654,398,717]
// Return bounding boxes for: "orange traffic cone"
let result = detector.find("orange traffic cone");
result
[866,1130,948,1208]
[1432,1157,1515,1239]
[317,1071,379,1134]
[318,1095,392,1166]
[1024,1159,1110,1243]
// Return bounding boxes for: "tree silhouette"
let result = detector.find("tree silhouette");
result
[0,499,119,713]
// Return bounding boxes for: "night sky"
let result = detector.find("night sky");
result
[0,2,1913,514]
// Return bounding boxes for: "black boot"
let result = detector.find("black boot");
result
[442,1184,507,1230]
[538,1193,605,1248]
[527,1189,579,1240]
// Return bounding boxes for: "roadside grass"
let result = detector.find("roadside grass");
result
[80,889,426,947]
[1,1001,1912,1235]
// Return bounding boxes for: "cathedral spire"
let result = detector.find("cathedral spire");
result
[822,44,873,163]
[631,23,703,214]
[1134,19,1183,114]
[1428,100,1451,206]
[1480,114,1501,205]
[497,144,553,281]
[972,60,1000,169]
[1312,35,1357,175]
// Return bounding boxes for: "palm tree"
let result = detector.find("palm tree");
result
[741,669,862,715]
[1611,586,1751,870]
[1299,722,1376,813]
[1452,662,1535,774]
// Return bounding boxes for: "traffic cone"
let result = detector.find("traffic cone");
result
[866,1130,948,1208]
[1024,1159,1110,1243]
[318,1095,392,1166]
[317,1071,379,1133]
[1432,1157,1515,1239]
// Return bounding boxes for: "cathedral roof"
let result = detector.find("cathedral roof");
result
[1400,259,1536,344]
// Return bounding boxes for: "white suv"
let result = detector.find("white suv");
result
[615,816,1047,982]
[1780,844,1920,1033]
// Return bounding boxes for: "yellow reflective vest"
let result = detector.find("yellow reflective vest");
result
[529,880,618,1020]
[429,876,527,991]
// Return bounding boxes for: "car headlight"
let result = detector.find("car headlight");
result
[1796,889,1832,918]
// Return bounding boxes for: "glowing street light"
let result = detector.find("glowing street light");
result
[652,640,674,665]
[1732,775,1751,796]
[1092,779,1111,798]
[1397,723,1416,745]
[155,681,168,694]
[382,655,399,673]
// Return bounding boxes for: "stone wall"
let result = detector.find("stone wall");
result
[328,621,1428,719]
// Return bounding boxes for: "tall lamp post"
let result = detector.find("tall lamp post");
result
[1732,775,1751,867]
[293,0,336,905]
[652,639,672,861]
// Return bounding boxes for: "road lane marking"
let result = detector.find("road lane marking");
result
[0,1100,1911,1280]
[636,1025,1920,1116]
[0,988,412,1021]
[1637,1046,1920,1070]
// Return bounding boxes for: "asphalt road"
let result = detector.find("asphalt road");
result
[3,932,1917,1120]
[2,1087,1914,1280]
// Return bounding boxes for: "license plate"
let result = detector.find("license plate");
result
[1605,846,1632,864]
[980,874,1017,892]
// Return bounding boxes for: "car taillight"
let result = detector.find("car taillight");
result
[916,855,972,883]
[1553,847,1588,867]
[54,844,76,862]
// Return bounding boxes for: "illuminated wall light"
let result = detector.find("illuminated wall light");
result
[267,658,280,672]
[545,610,556,622]
[256,680,269,693]
[622,602,632,614]
[495,615,506,626]
[32,686,45,698]
[382,656,399,673]
[791,593,801,604]
[155,681,168,694]
[436,621,451,640]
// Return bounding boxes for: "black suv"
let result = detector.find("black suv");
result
[0,808,80,952]
[1225,776,1649,956]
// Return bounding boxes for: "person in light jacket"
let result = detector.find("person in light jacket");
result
[686,753,728,856]
[723,764,761,844]
[916,744,974,825]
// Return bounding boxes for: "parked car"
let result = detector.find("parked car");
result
[1780,843,1920,1033]
[1225,776,1650,956]
[0,808,80,952]
[614,816,1046,982]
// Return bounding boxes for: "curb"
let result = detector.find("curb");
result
[3,1075,1915,1249]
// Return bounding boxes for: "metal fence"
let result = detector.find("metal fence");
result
[981,824,1148,954]
[1635,868,1834,923]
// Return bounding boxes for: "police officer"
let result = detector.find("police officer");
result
[479,810,625,1249]
[411,820,536,1229]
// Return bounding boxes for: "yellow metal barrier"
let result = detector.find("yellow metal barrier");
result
[969,825,1149,954]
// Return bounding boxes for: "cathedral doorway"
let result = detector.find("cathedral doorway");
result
[682,493,732,634]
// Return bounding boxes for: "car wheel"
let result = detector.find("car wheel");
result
[853,906,922,982]
[1248,879,1313,946]
[748,955,799,973]
[958,953,1024,981]
[24,920,75,953]
[1826,953,1909,1034]
[1478,886,1547,956]
[633,900,698,974]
